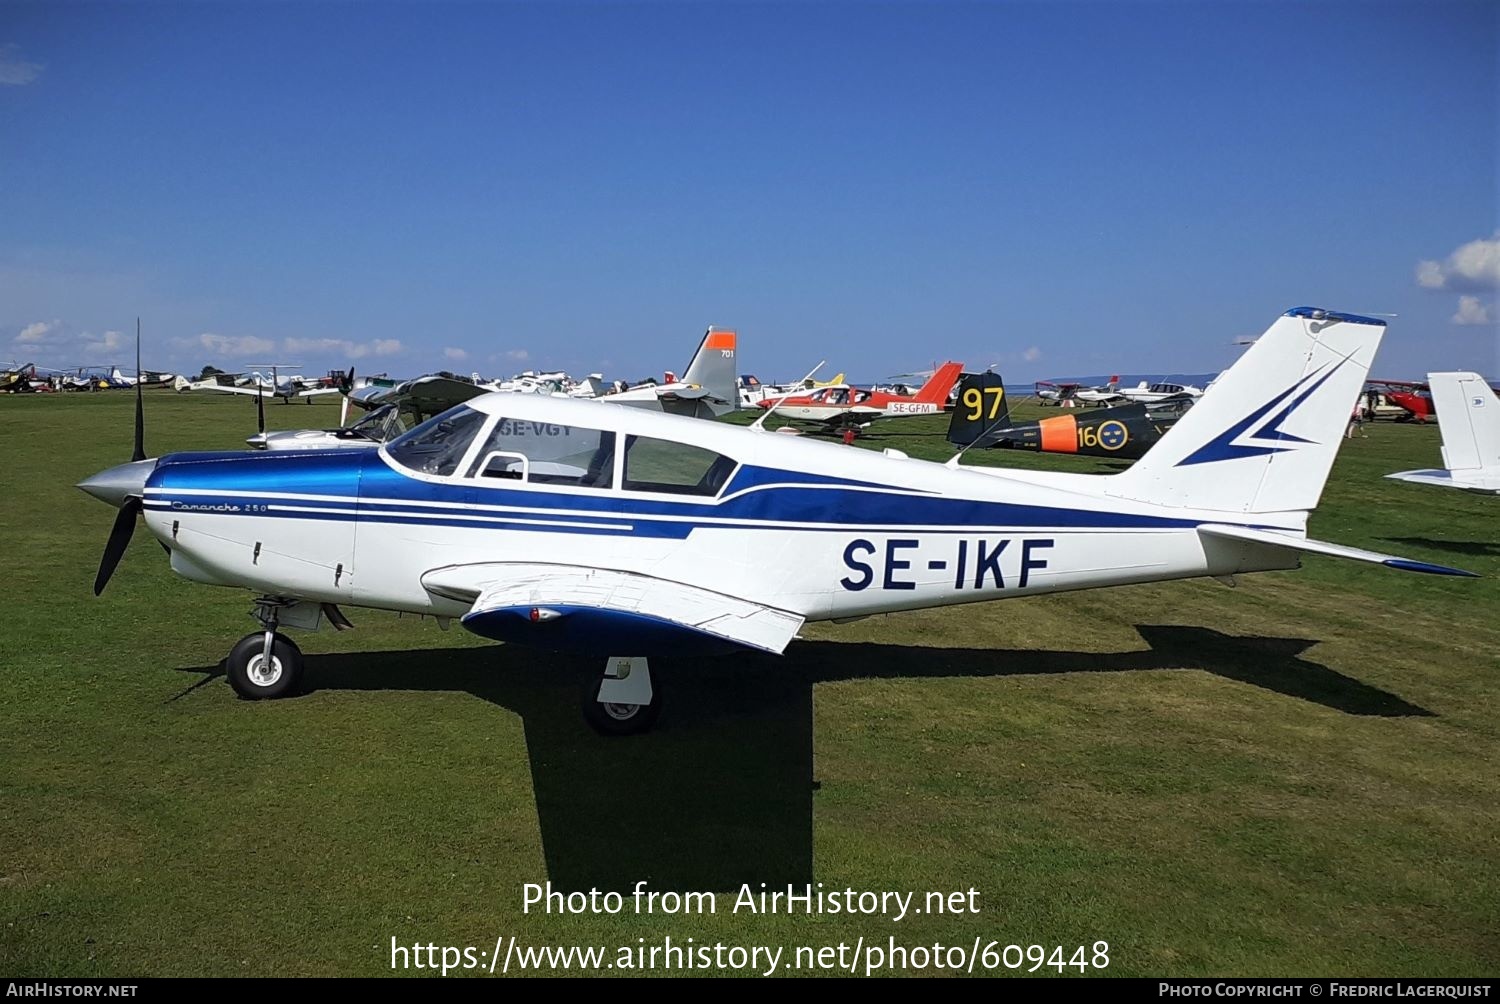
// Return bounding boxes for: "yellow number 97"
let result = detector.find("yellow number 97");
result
[963,385,1006,421]
[963,387,984,420]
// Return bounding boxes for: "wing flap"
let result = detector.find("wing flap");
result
[422,562,805,653]
[1197,523,1477,577]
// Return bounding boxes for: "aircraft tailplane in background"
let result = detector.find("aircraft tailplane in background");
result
[1387,372,1500,495]
[680,326,738,413]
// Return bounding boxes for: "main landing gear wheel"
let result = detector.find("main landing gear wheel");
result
[226,631,304,700]
[582,657,662,736]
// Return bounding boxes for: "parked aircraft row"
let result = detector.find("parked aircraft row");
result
[1036,376,1207,407]
[75,306,1483,737]
[1,363,179,392]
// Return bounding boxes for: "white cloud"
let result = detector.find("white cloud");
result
[1415,231,1500,291]
[443,347,468,361]
[506,348,530,361]
[83,330,126,354]
[1452,295,1493,327]
[1022,346,1042,363]
[13,320,132,361]
[189,332,277,357]
[282,337,404,360]
[15,319,60,344]
[0,44,43,86]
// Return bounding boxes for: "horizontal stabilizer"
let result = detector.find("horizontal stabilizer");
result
[660,386,711,400]
[1197,524,1477,576]
[1385,469,1500,495]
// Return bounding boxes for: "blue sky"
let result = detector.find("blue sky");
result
[2,1,1496,383]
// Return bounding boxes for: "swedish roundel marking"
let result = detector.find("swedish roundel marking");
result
[1098,420,1128,451]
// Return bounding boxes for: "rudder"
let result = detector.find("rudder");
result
[1431,372,1500,474]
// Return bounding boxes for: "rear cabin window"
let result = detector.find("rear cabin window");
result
[621,435,736,496]
[467,418,616,489]
[384,406,488,477]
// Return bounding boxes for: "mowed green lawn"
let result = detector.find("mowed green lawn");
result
[1,390,1496,977]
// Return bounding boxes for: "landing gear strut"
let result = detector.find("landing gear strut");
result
[225,600,305,700]
[582,656,661,736]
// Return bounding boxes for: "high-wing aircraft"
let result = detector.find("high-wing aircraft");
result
[1386,372,1500,495]
[602,327,739,418]
[1074,377,1124,406]
[947,373,1192,460]
[1366,379,1436,422]
[756,361,963,432]
[78,308,1476,736]
[1,362,40,392]
[1034,380,1078,405]
[176,365,351,403]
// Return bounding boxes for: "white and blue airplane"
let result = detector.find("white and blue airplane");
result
[1386,372,1500,495]
[79,307,1475,734]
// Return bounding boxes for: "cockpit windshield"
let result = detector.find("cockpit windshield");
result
[384,405,487,476]
[344,403,410,442]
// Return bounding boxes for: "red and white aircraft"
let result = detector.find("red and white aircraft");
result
[757,361,964,432]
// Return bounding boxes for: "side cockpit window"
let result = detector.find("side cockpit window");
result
[621,435,736,497]
[384,406,488,477]
[468,418,616,489]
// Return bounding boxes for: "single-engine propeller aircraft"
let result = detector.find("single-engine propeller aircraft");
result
[1074,377,1124,406]
[1386,372,1500,495]
[1115,379,1206,405]
[80,308,1476,735]
[1368,379,1436,422]
[756,362,963,433]
[947,373,1192,461]
[176,364,351,404]
[1,362,40,392]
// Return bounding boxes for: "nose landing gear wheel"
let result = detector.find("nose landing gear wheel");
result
[226,632,304,700]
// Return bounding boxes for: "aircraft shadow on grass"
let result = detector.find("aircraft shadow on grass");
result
[1381,536,1500,558]
[174,626,1431,893]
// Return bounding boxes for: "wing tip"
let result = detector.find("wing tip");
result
[1381,557,1480,578]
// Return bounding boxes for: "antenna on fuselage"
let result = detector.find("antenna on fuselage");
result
[751,360,825,432]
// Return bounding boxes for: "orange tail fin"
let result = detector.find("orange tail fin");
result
[915,361,964,404]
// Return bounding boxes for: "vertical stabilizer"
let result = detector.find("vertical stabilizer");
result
[1106,307,1386,514]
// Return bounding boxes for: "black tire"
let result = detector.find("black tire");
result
[581,673,663,736]
[226,632,304,700]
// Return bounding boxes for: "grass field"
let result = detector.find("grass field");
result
[2,389,1497,977]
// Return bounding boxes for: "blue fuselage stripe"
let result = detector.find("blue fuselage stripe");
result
[145,450,1210,537]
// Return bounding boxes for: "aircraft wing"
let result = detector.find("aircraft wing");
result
[1196,524,1476,576]
[178,381,270,397]
[349,375,493,416]
[295,385,344,399]
[807,405,885,428]
[421,562,805,654]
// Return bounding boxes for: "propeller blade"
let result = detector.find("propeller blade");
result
[94,497,142,595]
[131,319,146,462]
[257,381,265,434]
